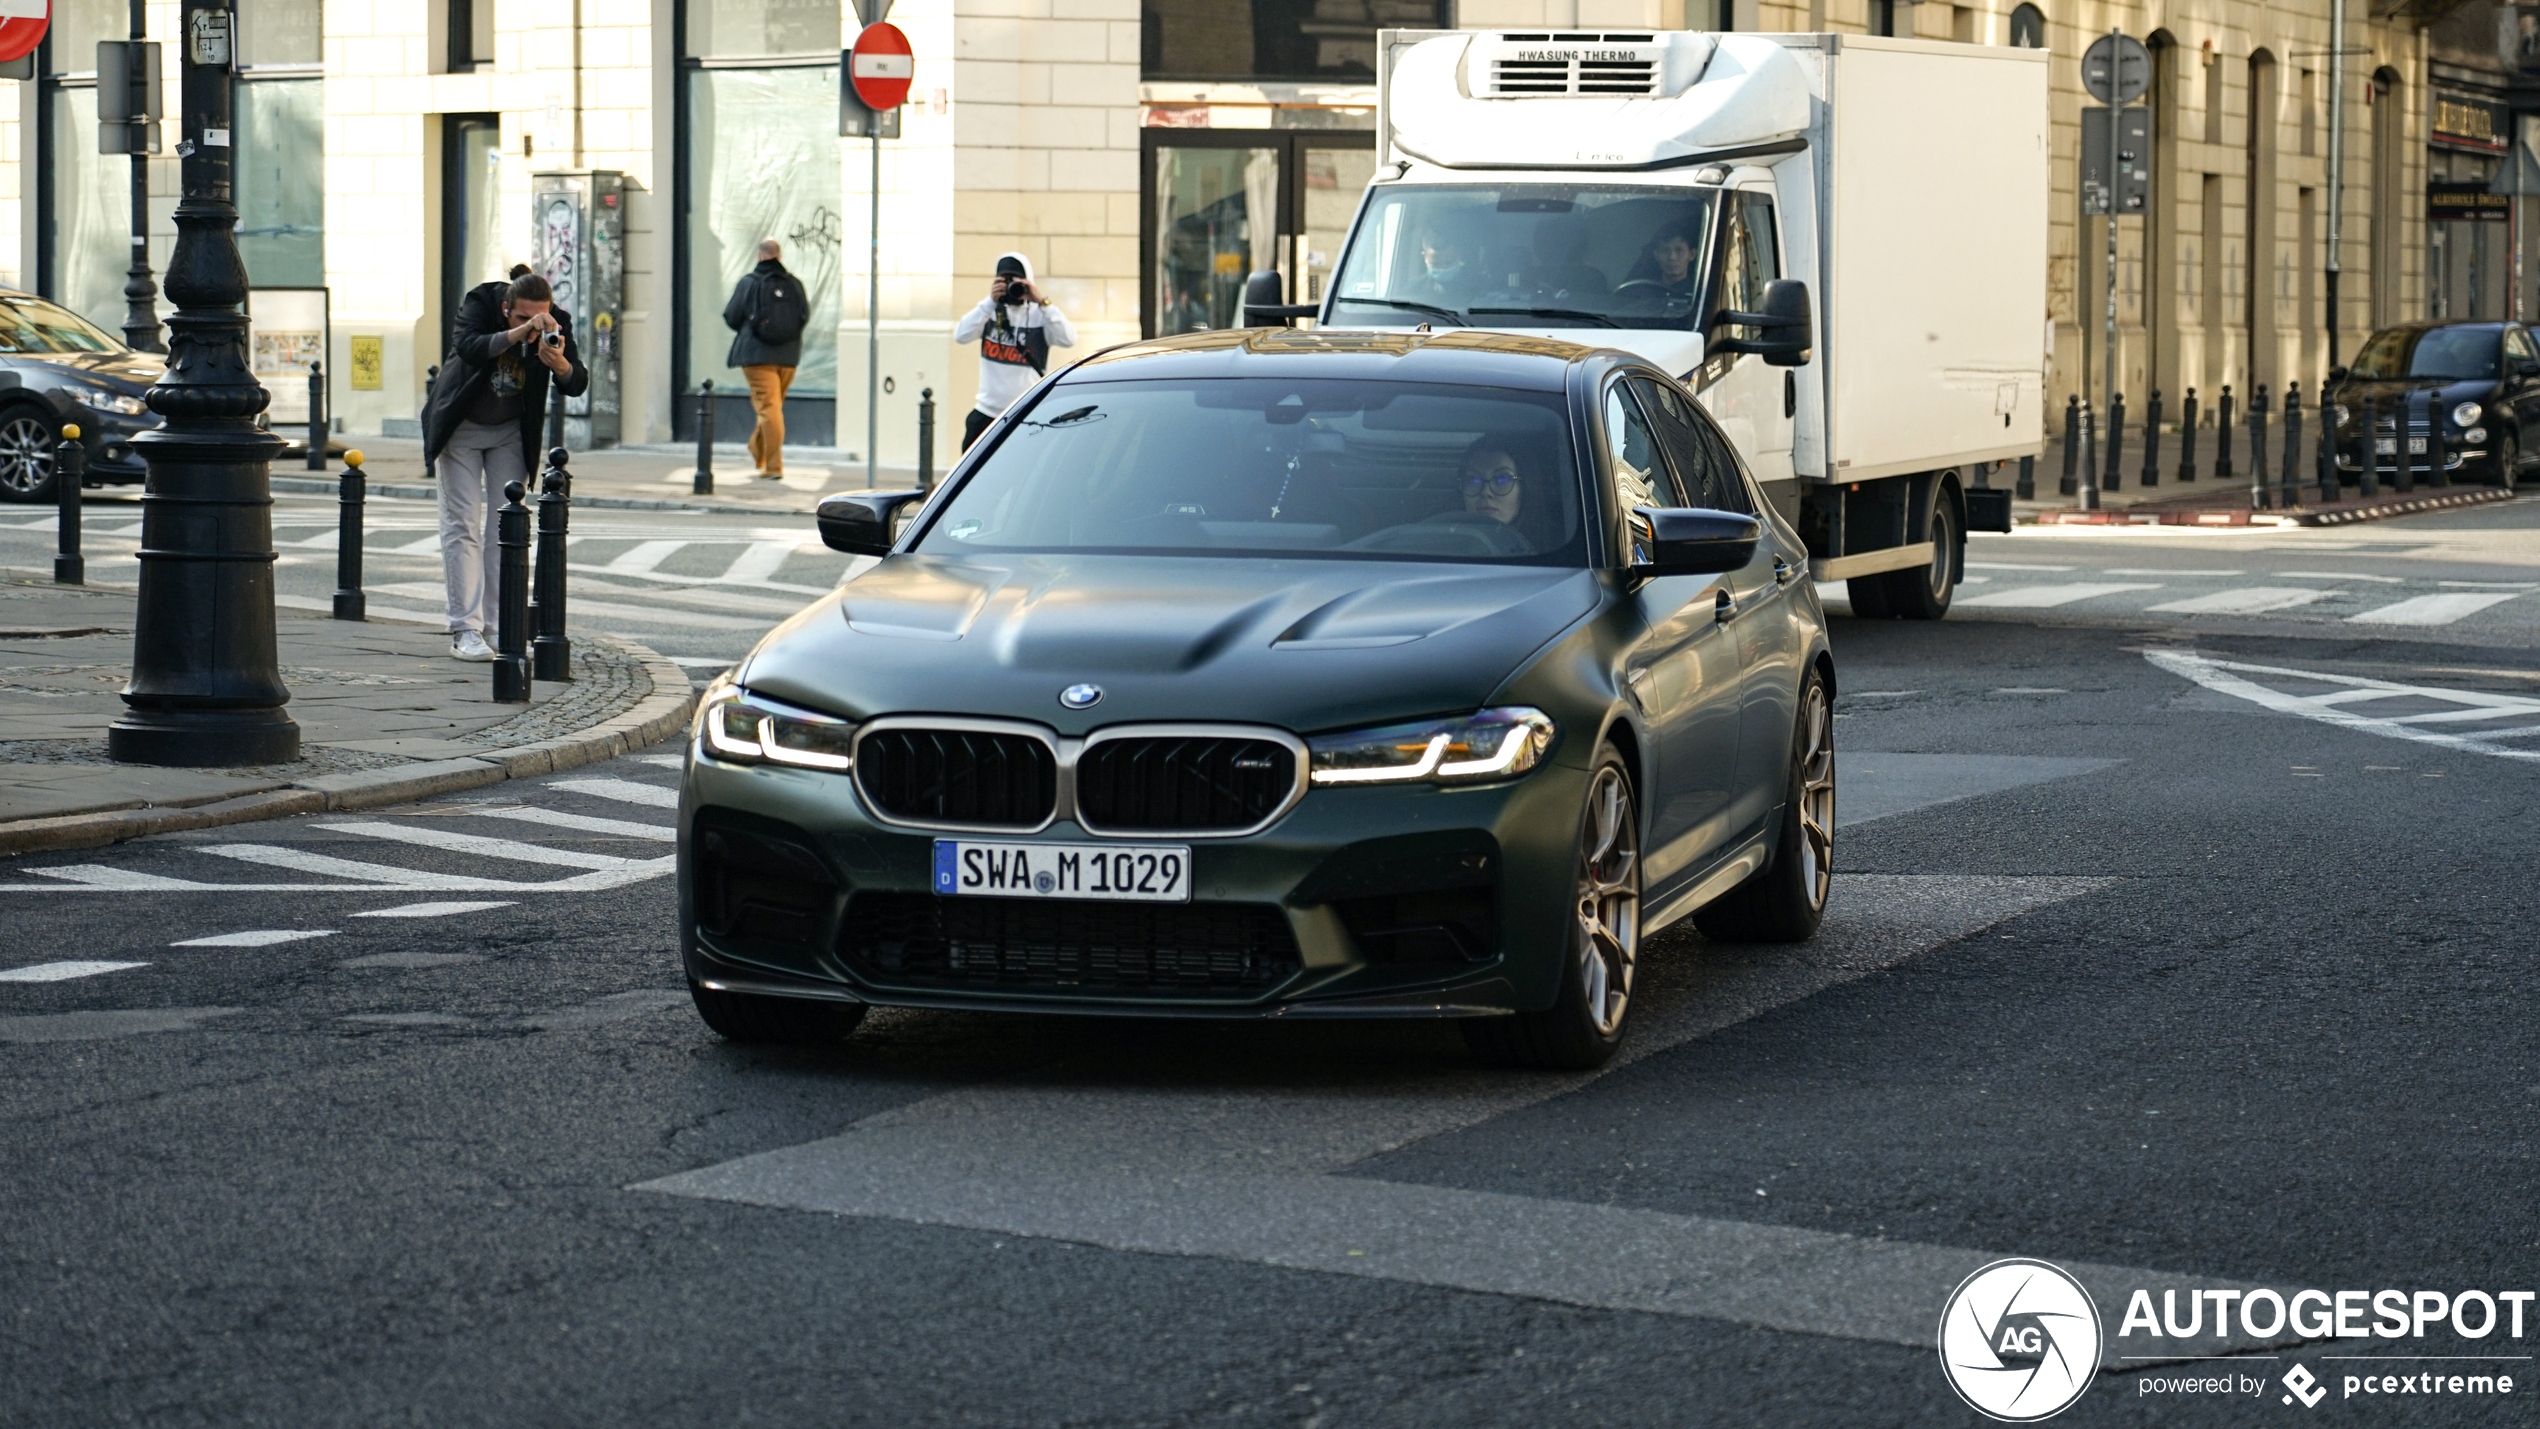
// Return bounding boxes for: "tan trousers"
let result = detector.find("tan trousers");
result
[742,364,795,473]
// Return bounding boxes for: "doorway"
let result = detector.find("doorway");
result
[439,114,503,363]
[1141,130,1379,337]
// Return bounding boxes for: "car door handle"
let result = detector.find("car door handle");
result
[1715,588,1737,623]
[1773,556,1795,586]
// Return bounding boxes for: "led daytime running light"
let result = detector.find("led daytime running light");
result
[1312,732,1449,784]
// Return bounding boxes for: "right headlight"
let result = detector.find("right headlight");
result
[696,681,855,769]
[2452,401,2484,428]
[2328,404,2349,427]
[1308,707,1555,786]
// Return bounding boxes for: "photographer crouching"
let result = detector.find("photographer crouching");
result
[422,264,588,662]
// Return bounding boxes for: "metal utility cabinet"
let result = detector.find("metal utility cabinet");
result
[531,170,627,448]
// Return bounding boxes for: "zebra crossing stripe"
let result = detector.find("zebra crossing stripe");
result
[717,540,802,585]
[548,778,681,809]
[313,821,647,870]
[2347,591,2524,626]
[196,844,527,888]
[2147,587,2335,615]
[0,961,148,982]
[469,806,678,841]
[606,540,691,575]
[1956,582,2163,608]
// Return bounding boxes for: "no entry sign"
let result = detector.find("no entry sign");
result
[850,22,913,113]
[0,0,51,65]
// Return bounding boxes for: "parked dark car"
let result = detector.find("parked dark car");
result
[2323,320,2537,487]
[678,328,1837,1070]
[0,288,163,503]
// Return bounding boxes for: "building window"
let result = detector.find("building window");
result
[235,0,324,289]
[1870,0,1904,38]
[2008,3,2046,48]
[1142,0,1451,82]
[446,0,495,70]
[38,0,132,334]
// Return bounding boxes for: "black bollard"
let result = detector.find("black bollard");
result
[2059,393,2080,497]
[2392,393,2417,494]
[917,387,936,492]
[306,361,327,471]
[2279,383,2303,510]
[2080,402,2100,510]
[2248,385,2270,511]
[493,480,531,703]
[333,450,366,620]
[531,448,573,683]
[2317,399,2343,507]
[53,422,84,585]
[692,380,716,496]
[423,365,438,438]
[546,380,566,456]
[2215,385,2236,481]
[2014,453,2036,501]
[2140,389,2162,488]
[2357,396,2380,498]
[2105,391,2126,493]
[2178,387,2200,482]
[2428,395,2450,487]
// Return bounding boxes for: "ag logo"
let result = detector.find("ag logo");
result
[2282,1364,2326,1408]
[1938,1258,2102,1421]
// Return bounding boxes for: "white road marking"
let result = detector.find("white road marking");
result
[352,900,517,918]
[387,535,443,555]
[0,960,148,982]
[313,821,645,870]
[549,777,680,809]
[2147,586,2337,614]
[172,929,337,947]
[2105,567,2243,576]
[1963,561,2075,571]
[717,540,805,584]
[664,658,733,667]
[194,845,520,888]
[469,805,677,841]
[30,866,216,890]
[2437,580,2540,589]
[559,576,812,617]
[2275,570,2403,582]
[2347,591,2523,625]
[605,540,690,575]
[2146,651,2540,762]
[631,751,690,767]
[563,563,835,598]
[1957,582,2162,608]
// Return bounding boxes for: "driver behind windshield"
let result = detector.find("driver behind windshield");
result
[1412,227,1482,307]
[1433,435,1560,552]
[1626,220,1704,295]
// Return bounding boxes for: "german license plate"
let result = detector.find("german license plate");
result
[932,839,1191,902]
[2375,437,2427,455]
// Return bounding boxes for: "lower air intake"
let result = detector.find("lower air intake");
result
[842,893,1301,996]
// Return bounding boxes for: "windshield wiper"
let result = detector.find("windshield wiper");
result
[1467,306,1619,328]
[1330,296,1465,325]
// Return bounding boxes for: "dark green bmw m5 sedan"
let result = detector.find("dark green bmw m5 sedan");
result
[680,327,1835,1068]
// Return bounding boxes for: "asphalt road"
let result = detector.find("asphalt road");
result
[2,498,2535,1426]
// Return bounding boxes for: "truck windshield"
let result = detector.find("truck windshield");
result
[2347,326,2500,381]
[1325,184,1718,331]
[920,377,1587,566]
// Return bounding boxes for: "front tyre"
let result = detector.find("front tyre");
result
[1872,483,1957,620]
[689,980,867,1044]
[1463,746,1640,1071]
[0,408,58,504]
[1693,669,1834,943]
[2494,428,2519,489]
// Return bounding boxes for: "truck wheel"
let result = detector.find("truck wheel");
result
[1693,668,1833,944]
[1841,573,1893,619]
[1872,484,1957,619]
[689,981,867,1044]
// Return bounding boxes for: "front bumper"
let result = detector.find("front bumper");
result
[678,737,1590,1020]
[70,404,158,484]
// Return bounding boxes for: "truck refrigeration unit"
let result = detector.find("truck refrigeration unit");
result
[1286,29,2049,617]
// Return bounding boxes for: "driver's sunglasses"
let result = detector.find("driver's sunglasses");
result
[1462,472,1521,495]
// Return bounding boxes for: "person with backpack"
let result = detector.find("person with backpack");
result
[722,239,812,478]
[421,264,587,662]
[951,252,1077,450]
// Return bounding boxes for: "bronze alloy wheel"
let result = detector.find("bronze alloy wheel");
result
[1573,762,1640,1037]
[0,411,54,500]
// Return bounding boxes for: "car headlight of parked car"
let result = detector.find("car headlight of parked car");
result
[70,387,149,416]
[1308,707,1556,786]
[697,682,856,769]
[2452,401,2483,428]
[2328,404,2349,427]
[2465,427,2489,445]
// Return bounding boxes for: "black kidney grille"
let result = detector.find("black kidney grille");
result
[842,893,1301,996]
[1076,737,1295,832]
[855,728,1057,828]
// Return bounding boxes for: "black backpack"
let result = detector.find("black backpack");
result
[752,274,808,346]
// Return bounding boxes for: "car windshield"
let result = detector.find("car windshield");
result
[920,377,1587,565]
[0,295,122,355]
[2349,326,2499,381]
[1325,184,1718,331]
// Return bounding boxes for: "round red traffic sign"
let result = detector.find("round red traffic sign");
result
[0,0,52,64]
[850,22,913,113]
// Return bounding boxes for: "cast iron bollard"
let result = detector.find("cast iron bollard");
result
[531,448,573,683]
[2357,396,2380,498]
[54,422,84,585]
[2392,393,2418,494]
[2014,453,2036,501]
[2215,385,2236,481]
[2178,387,2200,482]
[546,381,566,456]
[2104,391,2126,493]
[2428,397,2450,487]
[333,451,366,620]
[692,380,716,496]
[2279,384,2303,510]
[2059,394,2080,497]
[2248,385,2271,510]
[493,480,532,703]
[2317,401,2343,507]
[306,361,326,471]
[917,387,936,492]
[2079,402,2099,510]
[2140,389,2161,488]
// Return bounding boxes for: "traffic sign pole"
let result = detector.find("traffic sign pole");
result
[2081,30,2149,513]
[848,19,912,489]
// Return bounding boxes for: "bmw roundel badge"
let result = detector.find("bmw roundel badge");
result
[1059,683,1103,709]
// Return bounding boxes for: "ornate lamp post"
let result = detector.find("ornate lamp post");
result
[108,6,296,767]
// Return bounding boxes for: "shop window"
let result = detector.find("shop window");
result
[233,80,325,287]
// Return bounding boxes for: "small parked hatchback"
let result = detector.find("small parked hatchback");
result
[2323,320,2536,487]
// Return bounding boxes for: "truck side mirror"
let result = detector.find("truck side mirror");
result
[1707,279,1813,367]
[817,490,930,556]
[1626,506,1760,579]
[1242,271,1318,328]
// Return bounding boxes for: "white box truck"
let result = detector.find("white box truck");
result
[1296,29,2048,616]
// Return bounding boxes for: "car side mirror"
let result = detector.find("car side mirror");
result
[1242,271,1317,328]
[1627,506,1761,579]
[1706,279,1813,367]
[816,489,929,556]
[2328,366,2349,384]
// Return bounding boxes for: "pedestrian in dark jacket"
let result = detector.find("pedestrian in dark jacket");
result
[422,265,588,661]
[723,239,811,478]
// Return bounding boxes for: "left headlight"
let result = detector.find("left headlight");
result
[2328,404,2349,427]
[1308,707,1556,786]
[70,388,148,416]
[2452,401,2483,428]
[696,682,856,769]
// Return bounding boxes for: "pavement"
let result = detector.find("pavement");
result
[1996,427,2522,527]
[277,436,931,518]
[0,573,693,854]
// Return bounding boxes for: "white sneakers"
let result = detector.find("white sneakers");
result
[451,631,495,662]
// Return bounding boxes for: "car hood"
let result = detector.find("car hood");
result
[742,553,1604,734]
[20,350,165,391]
[2326,374,2495,411]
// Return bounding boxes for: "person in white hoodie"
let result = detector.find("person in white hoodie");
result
[950,252,1077,449]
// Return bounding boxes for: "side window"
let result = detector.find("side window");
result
[2508,327,2539,368]
[1602,382,1686,512]
[1629,376,1753,514]
[1739,193,1781,297]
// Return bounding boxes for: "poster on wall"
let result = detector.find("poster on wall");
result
[247,287,330,427]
